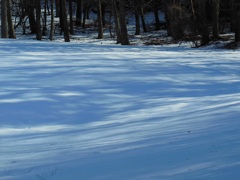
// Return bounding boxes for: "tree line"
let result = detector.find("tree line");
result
[1,0,240,46]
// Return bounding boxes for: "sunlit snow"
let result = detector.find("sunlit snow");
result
[0,40,240,180]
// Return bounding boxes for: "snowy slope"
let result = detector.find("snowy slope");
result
[0,40,240,180]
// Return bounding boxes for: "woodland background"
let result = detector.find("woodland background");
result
[1,0,240,47]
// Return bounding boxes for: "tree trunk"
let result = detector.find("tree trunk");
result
[139,0,147,32]
[1,0,8,38]
[43,0,48,36]
[112,0,121,44]
[82,3,88,28]
[55,0,60,17]
[153,0,161,30]
[69,0,74,34]
[133,0,140,35]
[97,0,104,39]
[198,0,209,45]
[101,3,106,26]
[20,0,27,34]
[60,0,70,42]
[212,0,220,39]
[28,0,36,34]
[119,0,130,45]
[49,0,54,41]
[36,0,42,40]
[234,0,240,42]
[59,0,64,33]
[230,0,235,31]
[7,0,16,38]
[76,0,83,26]
[163,0,172,36]
[189,0,197,34]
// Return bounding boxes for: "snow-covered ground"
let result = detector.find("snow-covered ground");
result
[0,39,240,180]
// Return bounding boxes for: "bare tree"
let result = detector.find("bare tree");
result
[133,0,140,35]
[234,0,240,42]
[119,0,130,45]
[36,0,42,40]
[76,0,83,26]
[1,0,8,38]
[28,0,37,34]
[112,0,121,44]
[153,0,161,30]
[198,0,209,45]
[49,0,55,41]
[60,0,70,42]
[212,0,220,39]
[7,0,16,38]
[139,0,147,32]
[163,0,172,36]
[97,0,104,39]
[69,0,74,34]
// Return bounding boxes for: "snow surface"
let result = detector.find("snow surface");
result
[0,39,240,180]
